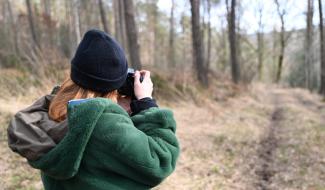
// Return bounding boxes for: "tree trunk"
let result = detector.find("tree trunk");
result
[272,27,277,77]
[123,0,142,69]
[151,1,158,66]
[319,0,325,96]
[146,0,158,66]
[43,0,50,16]
[257,5,264,80]
[98,0,110,34]
[275,0,285,83]
[190,0,208,86]
[65,0,75,58]
[227,0,240,83]
[120,0,128,50]
[113,0,127,50]
[72,0,81,44]
[43,0,54,47]
[113,0,120,40]
[219,27,228,71]
[257,31,264,80]
[206,0,212,73]
[6,0,19,54]
[181,13,188,67]
[26,0,40,49]
[168,0,176,68]
[276,22,285,83]
[305,0,314,90]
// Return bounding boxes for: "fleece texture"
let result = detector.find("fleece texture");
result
[28,98,179,190]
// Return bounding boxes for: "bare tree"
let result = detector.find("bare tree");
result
[123,0,142,69]
[6,0,19,54]
[319,0,325,96]
[218,23,228,71]
[274,0,286,83]
[226,0,240,83]
[206,0,212,73]
[43,0,54,47]
[64,0,73,57]
[190,0,209,86]
[71,0,81,43]
[146,0,158,66]
[26,0,40,49]
[180,12,190,68]
[43,0,51,16]
[113,0,127,49]
[256,1,264,80]
[98,0,110,34]
[168,0,176,67]
[272,26,278,77]
[305,0,314,90]
[113,0,121,40]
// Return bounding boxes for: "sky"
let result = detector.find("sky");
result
[157,0,321,34]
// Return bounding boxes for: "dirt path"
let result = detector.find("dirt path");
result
[254,89,312,190]
[255,106,282,190]
[256,88,325,190]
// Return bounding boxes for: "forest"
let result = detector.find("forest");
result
[0,0,324,91]
[0,0,324,189]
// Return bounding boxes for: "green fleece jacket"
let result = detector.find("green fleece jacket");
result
[25,98,179,189]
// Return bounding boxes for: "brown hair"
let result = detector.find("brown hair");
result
[49,78,118,122]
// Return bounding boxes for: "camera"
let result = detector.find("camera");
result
[118,68,143,99]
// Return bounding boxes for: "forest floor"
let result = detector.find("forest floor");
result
[156,84,325,190]
[0,84,324,190]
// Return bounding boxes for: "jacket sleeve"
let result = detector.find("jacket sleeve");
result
[96,106,180,187]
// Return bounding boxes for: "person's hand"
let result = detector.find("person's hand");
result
[117,95,132,115]
[134,70,153,100]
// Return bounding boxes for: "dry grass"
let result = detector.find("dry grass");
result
[155,85,273,190]
[0,108,42,190]
[155,84,325,190]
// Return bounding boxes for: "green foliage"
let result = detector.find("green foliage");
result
[0,54,21,69]
[287,46,319,91]
[287,52,306,88]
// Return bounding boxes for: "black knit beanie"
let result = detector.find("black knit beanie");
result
[70,29,128,93]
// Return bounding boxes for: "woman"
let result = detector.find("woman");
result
[7,29,179,190]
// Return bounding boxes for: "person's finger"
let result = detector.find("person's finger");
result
[146,71,151,78]
[141,70,151,81]
[134,70,141,84]
[136,70,144,82]
[138,70,146,78]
